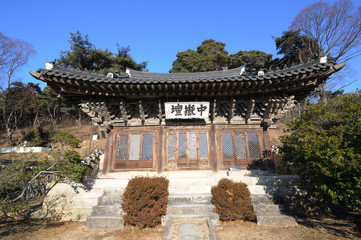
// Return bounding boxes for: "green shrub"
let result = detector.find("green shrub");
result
[53,150,88,182]
[121,176,169,228]
[211,178,255,221]
[0,150,88,218]
[280,92,361,208]
[23,124,50,146]
[0,158,37,201]
[52,131,81,148]
[46,125,55,138]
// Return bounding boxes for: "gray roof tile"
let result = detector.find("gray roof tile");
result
[32,59,343,89]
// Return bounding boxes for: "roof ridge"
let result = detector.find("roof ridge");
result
[127,66,244,75]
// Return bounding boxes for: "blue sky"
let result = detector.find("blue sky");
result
[1,0,360,91]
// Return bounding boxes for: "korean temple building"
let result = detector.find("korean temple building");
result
[30,58,344,174]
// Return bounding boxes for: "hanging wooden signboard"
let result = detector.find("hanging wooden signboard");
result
[165,102,210,119]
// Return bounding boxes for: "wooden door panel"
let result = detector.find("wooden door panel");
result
[140,160,152,168]
[189,159,198,166]
[112,132,155,170]
[115,162,126,168]
[220,130,263,169]
[165,129,211,169]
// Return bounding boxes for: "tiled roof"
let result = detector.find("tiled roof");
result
[30,59,344,85]
[29,59,345,101]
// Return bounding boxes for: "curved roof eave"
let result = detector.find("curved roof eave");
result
[29,59,344,87]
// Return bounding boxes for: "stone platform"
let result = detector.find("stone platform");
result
[35,169,299,229]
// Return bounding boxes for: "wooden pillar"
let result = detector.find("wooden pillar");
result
[157,126,164,173]
[211,99,216,123]
[261,119,272,154]
[261,119,273,170]
[209,124,218,172]
[102,130,115,175]
[158,99,163,125]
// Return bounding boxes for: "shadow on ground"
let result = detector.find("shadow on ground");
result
[297,210,361,239]
[0,219,64,237]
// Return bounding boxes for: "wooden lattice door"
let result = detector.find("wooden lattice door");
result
[166,131,210,169]
[113,132,154,169]
[221,131,262,168]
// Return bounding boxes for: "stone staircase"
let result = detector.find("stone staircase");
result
[162,194,221,228]
[86,188,124,229]
[159,170,299,228]
[162,172,222,228]
[82,170,298,229]
[247,174,298,227]
[252,194,297,226]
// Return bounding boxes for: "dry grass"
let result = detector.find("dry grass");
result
[1,213,360,240]
[0,121,107,159]
[215,211,361,240]
[0,220,165,240]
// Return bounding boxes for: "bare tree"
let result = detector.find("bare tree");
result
[290,0,361,101]
[0,32,36,145]
[291,0,361,62]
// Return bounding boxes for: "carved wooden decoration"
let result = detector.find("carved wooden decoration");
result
[228,98,236,123]
[139,99,145,125]
[245,99,255,123]
[120,101,128,125]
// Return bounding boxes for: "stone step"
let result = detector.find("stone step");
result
[247,185,267,194]
[91,205,122,216]
[256,215,298,227]
[167,194,212,205]
[102,188,124,196]
[168,176,259,186]
[169,185,211,194]
[167,204,214,215]
[92,180,128,190]
[247,185,288,195]
[255,176,299,186]
[105,171,160,179]
[162,213,220,226]
[227,177,255,185]
[86,216,124,230]
[106,170,226,179]
[251,194,283,205]
[98,195,122,205]
[169,177,219,186]
[165,171,230,178]
[253,204,283,215]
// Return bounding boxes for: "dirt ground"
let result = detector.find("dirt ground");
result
[216,214,361,240]
[0,220,165,240]
[1,212,360,240]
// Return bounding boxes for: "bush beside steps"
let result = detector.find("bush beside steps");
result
[121,176,169,228]
[211,178,255,222]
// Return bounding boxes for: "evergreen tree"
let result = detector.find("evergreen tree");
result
[170,39,229,73]
[229,50,273,71]
[56,31,147,74]
[170,39,273,73]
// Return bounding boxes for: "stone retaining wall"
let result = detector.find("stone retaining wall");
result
[0,147,52,153]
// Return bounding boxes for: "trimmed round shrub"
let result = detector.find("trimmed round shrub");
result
[211,178,255,221]
[121,176,169,228]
